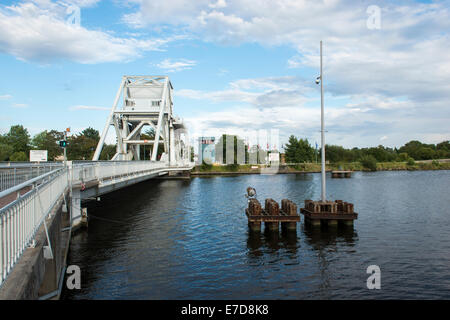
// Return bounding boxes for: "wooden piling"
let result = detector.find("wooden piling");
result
[331,170,352,178]
[300,199,357,228]
[245,198,300,232]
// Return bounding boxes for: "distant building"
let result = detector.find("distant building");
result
[198,137,215,164]
[280,153,286,164]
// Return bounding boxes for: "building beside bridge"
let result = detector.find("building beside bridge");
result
[198,137,216,165]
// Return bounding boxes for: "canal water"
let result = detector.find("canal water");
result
[62,170,450,299]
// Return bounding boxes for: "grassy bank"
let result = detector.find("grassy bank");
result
[191,161,450,175]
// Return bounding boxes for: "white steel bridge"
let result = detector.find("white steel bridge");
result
[0,76,194,290]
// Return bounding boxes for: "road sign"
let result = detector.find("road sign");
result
[30,150,48,162]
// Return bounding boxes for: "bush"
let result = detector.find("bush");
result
[359,155,377,171]
[226,163,239,171]
[199,163,213,171]
[9,151,28,162]
[397,152,409,162]
[432,160,440,167]
[407,157,415,166]
[0,143,14,161]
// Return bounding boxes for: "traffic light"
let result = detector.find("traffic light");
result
[59,140,67,148]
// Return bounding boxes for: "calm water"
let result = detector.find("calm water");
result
[62,170,450,299]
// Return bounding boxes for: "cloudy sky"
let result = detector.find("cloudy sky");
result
[0,0,449,151]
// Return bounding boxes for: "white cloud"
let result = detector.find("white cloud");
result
[209,0,227,9]
[13,103,28,108]
[124,0,450,146]
[177,76,312,109]
[179,75,449,148]
[156,58,197,72]
[0,1,179,64]
[122,0,211,27]
[0,94,13,100]
[69,105,110,111]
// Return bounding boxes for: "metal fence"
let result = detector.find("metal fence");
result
[70,160,171,185]
[0,167,68,286]
[0,163,63,192]
[0,160,194,286]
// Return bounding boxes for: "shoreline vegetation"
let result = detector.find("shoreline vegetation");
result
[191,160,450,175]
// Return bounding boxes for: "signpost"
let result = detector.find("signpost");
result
[60,127,70,165]
[30,150,48,162]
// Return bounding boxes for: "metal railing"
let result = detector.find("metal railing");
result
[0,167,68,286]
[0,163,63,192]
[0,159,194,286]
[70,160,172,185]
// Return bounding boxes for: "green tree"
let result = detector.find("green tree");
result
[360,155,377,171]
[407,157,415,166]
[397,152,409,162]
[436,141,450,157]
[81,127,100,141]
[398,140,437,160]
[284,135,314,163]
[31,130,64,161]
[5,125,31,155]
[0,143,14,161]
[100,144,116,160]
[284,135,299,163]
[67,128,100,160]
[10,151,28,162]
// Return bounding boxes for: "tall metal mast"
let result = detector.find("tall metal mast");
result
[320,40,326,202]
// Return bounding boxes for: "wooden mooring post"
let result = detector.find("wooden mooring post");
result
[331,170,352,178]
[246,198,300,232]
[300,199,357,227]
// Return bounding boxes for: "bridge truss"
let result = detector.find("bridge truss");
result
[93,76,190,165]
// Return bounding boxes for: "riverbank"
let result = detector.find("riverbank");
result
[191,161,450,175]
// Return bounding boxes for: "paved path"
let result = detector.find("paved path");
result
[0,186,32,209]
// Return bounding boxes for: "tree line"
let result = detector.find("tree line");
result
[0,125,116,161]
[1,125,449,164]
[284,135,450,164]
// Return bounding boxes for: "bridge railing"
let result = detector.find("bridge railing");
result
[70,160,171,185]
[0,167,68,286]
[0,163,63,192]
[0,159,193,286]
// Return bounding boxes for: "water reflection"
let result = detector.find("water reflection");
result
[246,227,299,259]
[303,224,358,249]
[64,171,450,299]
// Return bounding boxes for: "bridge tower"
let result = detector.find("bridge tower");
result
[93,76,189,164]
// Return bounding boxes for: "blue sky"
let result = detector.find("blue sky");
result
[0,0,449,151]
